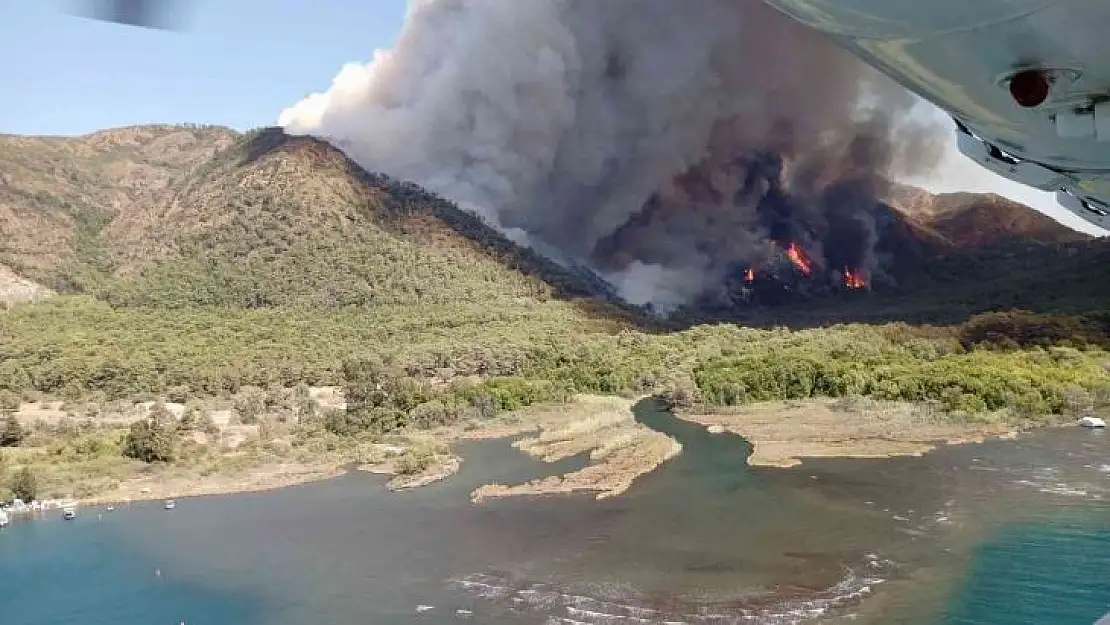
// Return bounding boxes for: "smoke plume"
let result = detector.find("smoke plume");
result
[279,0,945,311]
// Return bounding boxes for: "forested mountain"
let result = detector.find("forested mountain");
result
[0,124,1107,424]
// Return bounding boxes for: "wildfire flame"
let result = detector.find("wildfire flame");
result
[843,268,866,289]
[785,242,812,276]
[744,268,755,283]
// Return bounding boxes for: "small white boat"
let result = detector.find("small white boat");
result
[164,500,176,510]
[62,507,76,520]
[105,505,115,512]
[0,509,10,528]
[1078,416,1107,428]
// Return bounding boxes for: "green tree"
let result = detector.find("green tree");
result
[233,388,267,424]
[342,357,392,413]
[334,357,421,435]
[0,415,25,447]
[294,395,318,422]
[11,466,37,502]
[177,403,202,433]
[122,417,177,463]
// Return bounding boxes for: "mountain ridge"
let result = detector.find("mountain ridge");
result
[882,183,1090,248]
[0,123,1103,320]
[93,127,625,312]
[0,124,239,288]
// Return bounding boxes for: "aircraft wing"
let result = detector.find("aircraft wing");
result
[761,0,1110,232]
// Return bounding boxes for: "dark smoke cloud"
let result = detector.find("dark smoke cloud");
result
[280,0,945,311]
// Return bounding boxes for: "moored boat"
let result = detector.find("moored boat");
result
[1078,416,1106,428]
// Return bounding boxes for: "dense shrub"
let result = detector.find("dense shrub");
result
[2,295,1109,425]
[122,417,177,463]
[693,337,1110,416]
[10,466,36,502]
[0,415,25,447]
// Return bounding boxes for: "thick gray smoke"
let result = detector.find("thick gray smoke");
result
[280,0,944,311]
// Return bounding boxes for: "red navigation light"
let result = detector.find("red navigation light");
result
[1008,69,1050,108]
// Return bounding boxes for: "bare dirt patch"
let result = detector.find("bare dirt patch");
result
[0,264,55,306]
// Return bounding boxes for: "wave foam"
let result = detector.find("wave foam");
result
[453,563,886,624]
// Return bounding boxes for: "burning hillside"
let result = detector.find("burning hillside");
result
[280,0,948,313]
[727,243,869,308]
[590,141,895,309]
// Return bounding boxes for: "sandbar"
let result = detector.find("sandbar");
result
[677,397,1027,468]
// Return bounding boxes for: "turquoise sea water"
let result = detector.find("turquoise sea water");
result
[1,402,1107,624]
[0,514,257,625]
[940,508,1110,625]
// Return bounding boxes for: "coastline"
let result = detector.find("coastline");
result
[77,462,348,507]
[356,394,683,502]
[675,397,1035,468]
[63,395,679,508]
[9,394,1070,512]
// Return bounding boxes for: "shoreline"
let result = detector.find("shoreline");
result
[350,394,684,502]
[10,395,1072,512]
[76,462,348,508]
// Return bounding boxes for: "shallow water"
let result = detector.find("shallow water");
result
[1,400,1108,624]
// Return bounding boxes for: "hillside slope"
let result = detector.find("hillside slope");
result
[885,184,1089,247]
[1,123,1102,322]
[0,127,639,397]
[101,127,617,308]
[0,125,1107,411]
[0,124,238,288]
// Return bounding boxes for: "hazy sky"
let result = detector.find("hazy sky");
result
[905,110,1109,236]
[1,0,1104,236]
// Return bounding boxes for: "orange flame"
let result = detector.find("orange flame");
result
[785,242,812,276]
[744,268,755,283]
[843,268,866,289]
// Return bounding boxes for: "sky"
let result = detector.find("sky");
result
[0,0,407,134]
[1,0,1105,236]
